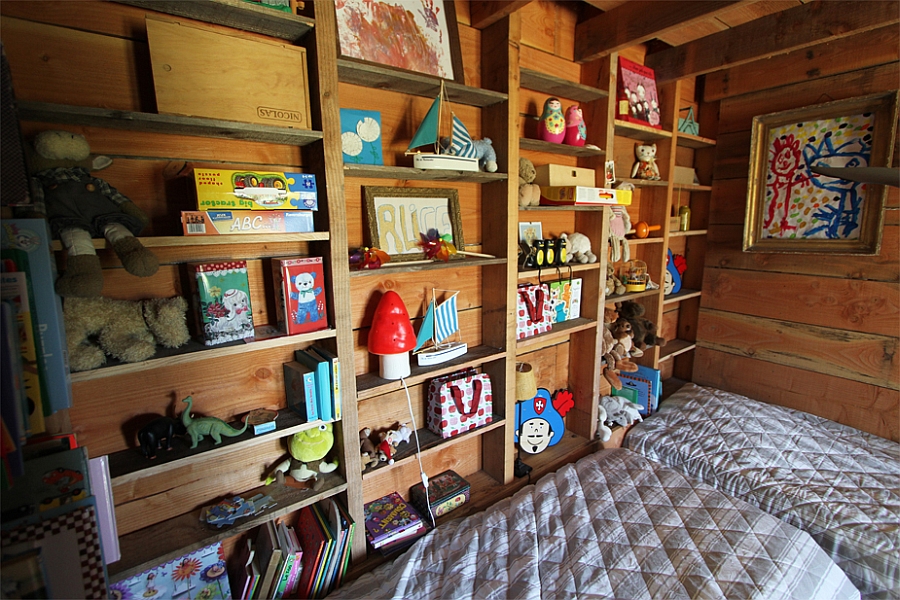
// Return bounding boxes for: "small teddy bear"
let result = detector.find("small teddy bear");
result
[631,142,661,180]
[617,300,666,353]
[605,263,625,297]
[518,157,541,208]
[24,130,159,297]
[359,428,379,471]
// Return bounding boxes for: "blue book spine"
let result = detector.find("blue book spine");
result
[294,349,332,421]
[283,362,318,422]
[311,346,341,421]
[0,220,72,414]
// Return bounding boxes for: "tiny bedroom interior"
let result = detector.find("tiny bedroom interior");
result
[0,1,897,599]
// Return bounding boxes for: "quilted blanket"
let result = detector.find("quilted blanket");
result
[330,449,858,600]
[624,383,900,599]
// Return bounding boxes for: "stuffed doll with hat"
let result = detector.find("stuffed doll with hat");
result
[24,130,158,297]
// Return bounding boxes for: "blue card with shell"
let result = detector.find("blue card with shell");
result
[340,109,383,165]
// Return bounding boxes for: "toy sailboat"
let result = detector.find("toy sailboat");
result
[406,80,480,172]
[413,289,468,366]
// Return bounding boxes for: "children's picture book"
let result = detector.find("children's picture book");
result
[110,541,231,600]
[0,220,72,415]
[340,109,384,165]
[187,261,254,346]
[363,491,425,549]
[616,57,662,129]
[294,348,332,421]
[310,345,342,421]
[295,504,329,600]
[272,257,328,336]
[549,278,582,323]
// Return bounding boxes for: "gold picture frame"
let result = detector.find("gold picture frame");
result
[364,186,464,262]
[743,91,898,255]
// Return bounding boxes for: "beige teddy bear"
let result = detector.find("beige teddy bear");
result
[518,157,541,207]
[64,296,190,371]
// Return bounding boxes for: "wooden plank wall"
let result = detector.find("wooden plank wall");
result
[696,38,900,441]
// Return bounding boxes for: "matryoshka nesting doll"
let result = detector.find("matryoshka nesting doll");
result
[538,97,565,143]
[564,105,586,146]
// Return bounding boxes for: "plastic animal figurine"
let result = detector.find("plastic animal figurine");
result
[180,396,249,448]
[538,97,565,143]
[138,417,186,459]
[564,105,586,146]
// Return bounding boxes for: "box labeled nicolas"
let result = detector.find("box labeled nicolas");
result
[192,169,317,211]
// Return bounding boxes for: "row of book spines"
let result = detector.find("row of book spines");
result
[304,501,354,599]
[283,345,342,423]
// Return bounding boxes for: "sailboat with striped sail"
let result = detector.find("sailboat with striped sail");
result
[406,80,480,172]
[413,289,468,366]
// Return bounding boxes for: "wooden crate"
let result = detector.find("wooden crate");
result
[146,16,311,129]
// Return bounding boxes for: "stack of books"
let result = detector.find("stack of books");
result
[363,492,427,555]
[283,344,342,424]
[235,498,354,600]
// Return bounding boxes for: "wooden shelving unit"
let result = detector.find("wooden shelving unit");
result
[343,164,508,182]
[519,137,606,157]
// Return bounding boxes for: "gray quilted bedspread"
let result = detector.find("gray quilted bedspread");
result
[330,448,858,600]
[624,383,900,599]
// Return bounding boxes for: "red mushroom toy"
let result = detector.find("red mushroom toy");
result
[369,291,417,380]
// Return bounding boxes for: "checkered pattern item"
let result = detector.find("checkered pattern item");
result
[2,505,107,598]
[331,449,858,600]
[625,383,900,599]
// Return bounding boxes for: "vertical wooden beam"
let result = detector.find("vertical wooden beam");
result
[480,13,519,485]
[306,2,365,561]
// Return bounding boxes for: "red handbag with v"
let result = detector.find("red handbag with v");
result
[516,283,553,339]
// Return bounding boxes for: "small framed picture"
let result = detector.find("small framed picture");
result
[604,160,616,186]
[518,222,542,247]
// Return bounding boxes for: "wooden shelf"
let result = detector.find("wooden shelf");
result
[521,204,608,212]
[108,473,347,583]
[627,236,665,246]
[50,232,328,252]
[618,177,669,188]
[614,120,673,141]
[343,164,508,182]
[517,262,600,280]
[115,0,315,42]
[361,419,505,481]
[516,318,597,352]
[337,59,507,107]
[658,338,696,361]
[672,183,712,192]
[668,229,708,238]
[350,256,506,278]
[18,101,324,146]
[356,345,505,400]
[663,288,702,305]
[606,289,661,304]
[71,328,336,383]
[519,68,608,103]
[109,411,336,484]
[519,138,605,157]
[518,431,597,476]
[676,133,717,149]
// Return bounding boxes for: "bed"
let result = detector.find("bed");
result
[623,383,900,599]
[330,448,858,599]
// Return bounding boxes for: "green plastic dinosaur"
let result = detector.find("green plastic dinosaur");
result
[181,396,248,448]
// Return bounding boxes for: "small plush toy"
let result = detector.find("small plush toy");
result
[24,130,159,297]
[611,317,643,358]
[359,428,379,471]
[605,263,626,297]
[602,306,638,390]
[518,157,541,208]
[631,142,661,180]
[472,138,498,173]
[561,232,596,264]
[601,395,643,427]
[377,433,395,465]
[617,300,666,353]
[266,423,338,490]
[563,105,586,147]
[538,97,565,143]
[64,295,190,372]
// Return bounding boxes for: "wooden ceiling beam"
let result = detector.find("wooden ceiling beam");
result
[646,0,900,82]
[469,1,533,30]
[574,0,746,63]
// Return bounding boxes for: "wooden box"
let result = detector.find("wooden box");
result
[146,17,311,129]
[533,164,595,187]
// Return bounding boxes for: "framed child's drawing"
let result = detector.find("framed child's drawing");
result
[744,92,898,255]
[364,186,463,261]
[334,0,465,84]
[616,57,661,129]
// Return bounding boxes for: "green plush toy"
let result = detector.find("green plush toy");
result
[265,423,338,490]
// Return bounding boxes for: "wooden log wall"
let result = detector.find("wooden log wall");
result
[696,35,900,441]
